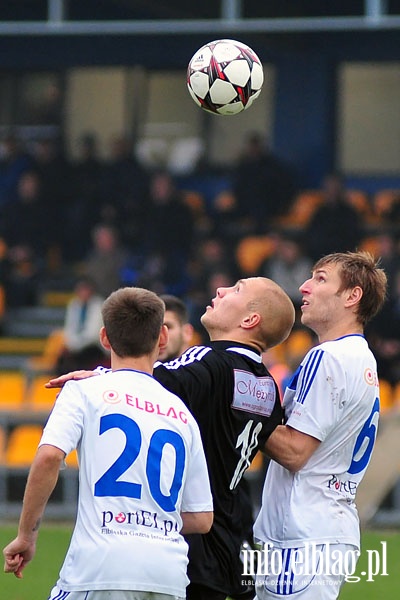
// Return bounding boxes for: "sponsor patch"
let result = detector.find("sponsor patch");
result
[232,370,276,416]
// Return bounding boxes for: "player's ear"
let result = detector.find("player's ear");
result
[158,324,169,353]
[99,326,111,351]
[345,286,363,308]
[183,322,195,346]
[241,312,261,329]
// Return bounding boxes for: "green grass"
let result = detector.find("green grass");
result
[1,522,72,600]
[1,524,399,599]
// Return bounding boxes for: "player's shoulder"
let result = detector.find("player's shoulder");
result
[302,335,370,373]
[157,344,213,371]
[318,334,368,358]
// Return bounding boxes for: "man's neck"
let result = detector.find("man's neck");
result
[317,324,364,344]
[111,355,155,375]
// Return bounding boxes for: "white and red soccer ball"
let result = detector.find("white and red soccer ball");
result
[187,39,264,116]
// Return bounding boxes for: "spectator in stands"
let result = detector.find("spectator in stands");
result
[67,133,106,261]
[141,170,194,295]
[230,132,297,234]
[305,171,362,261]
[32,136,71,262]
[56,276,108,374]
[83,223,130,299]
[103,133,149,243]
[371,230,400,299]
[261,231,313,319]
[0,133,33,209]
[0,170,49,261]
[366,269,400,385]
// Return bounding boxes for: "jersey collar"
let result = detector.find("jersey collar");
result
[210,340,263,363]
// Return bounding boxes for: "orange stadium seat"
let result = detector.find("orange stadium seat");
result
[0,425,6,464]
[347,190,376,224]
[236,235,276,275]
[24,328,65,380]
[5,424,43,467]
[379,379,394,414]
[65,449,79,468]
[277,190,323,228]
[358,235,380,257]
[25,375,60,412]
[373,189,400,221]
[245,451,264,476]
[0,372,26,411]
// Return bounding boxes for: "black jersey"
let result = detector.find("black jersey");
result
[154,340,283,596]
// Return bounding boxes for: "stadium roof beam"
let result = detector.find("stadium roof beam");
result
[1,15,400,36]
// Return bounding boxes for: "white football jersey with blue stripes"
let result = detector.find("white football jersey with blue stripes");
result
[254,334,380,549]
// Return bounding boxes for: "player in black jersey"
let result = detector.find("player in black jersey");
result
[47,277,296,600]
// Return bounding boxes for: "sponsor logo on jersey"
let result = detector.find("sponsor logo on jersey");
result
[327,474,357,496]
[232,370,276,416]
[364,367,379,386]
[102,391,188,423]
[100,509,180,537]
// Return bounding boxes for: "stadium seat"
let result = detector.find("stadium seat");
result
[347,189,376,224]
[235,235,276,275]
[373,189,400,221]
[0,372,26,411]
[276,190,323,228]
[379,379,394,414]
[284,329,315,364]
[358,235,380,257]
[0,425,6,464]
[392,382,400,409]
[25,375,60,412]
[24,328,65,383]
[245,451,264,476]
[65,449,79,468]
[5,424,43,467]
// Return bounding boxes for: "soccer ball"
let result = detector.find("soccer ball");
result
[187,39,264,116]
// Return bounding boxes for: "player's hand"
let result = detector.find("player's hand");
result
[45,370,98,388]
[3,539,36,578]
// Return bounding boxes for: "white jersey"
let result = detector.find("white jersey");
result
[254,334,380,550]
[39,368,213,596]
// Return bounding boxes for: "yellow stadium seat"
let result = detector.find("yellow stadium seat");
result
[0,372,26,411]
[26,375,60,412]
[246,451,264,475]
[373,189,400,220]
[5,424,43,467]
[24,328,65,379]
[65,449,79,468]
[277,190,323,228]
[236,235,276,275]
[284,329,314,363]
[379,379,394,414]
[0,425,6,464]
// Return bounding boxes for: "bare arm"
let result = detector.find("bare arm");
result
[3,444,65,578]
[181,511,213,534]
[45,369,99,388]
[264,425,320,472]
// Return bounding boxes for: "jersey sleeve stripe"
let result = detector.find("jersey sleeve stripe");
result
[297,349,324,405]
[163,346,211,369]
